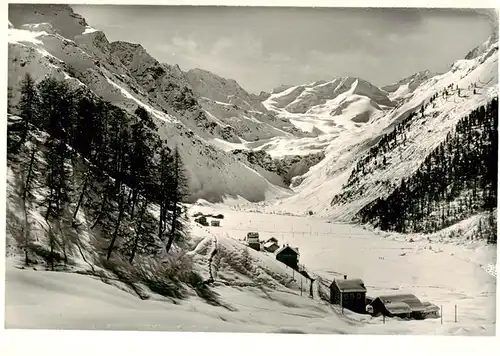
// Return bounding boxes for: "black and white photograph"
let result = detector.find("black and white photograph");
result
[3,0,499,345]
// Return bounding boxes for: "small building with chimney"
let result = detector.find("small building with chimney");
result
[330,275,367,314]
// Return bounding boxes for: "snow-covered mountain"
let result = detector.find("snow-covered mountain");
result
[382,70,439,101]
[7,4,292,203]
[7,4,498,233]
[265,76,394,120]
[270,34,498,224]
[6,4,498,337]
[185,68,307,142]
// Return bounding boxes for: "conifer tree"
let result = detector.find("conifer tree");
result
[18,73,40,145]
[43,137,72,269]
[157,145,174,244]
[20,146,37,266]
[165,147,188,253]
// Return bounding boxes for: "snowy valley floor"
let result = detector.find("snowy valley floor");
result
[4,204,497,335]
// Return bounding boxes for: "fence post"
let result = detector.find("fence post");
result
[383,314,385,324]
[455,304,457,323]
[301,277,303,296]
[441,305,443,325]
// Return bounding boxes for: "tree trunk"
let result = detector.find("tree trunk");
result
[91,193,108,229]
[58,220,68,266]
[158,203,164,241]
[72,171,90,226]
[129,199,147,264]
[22,147,36,265]
[129,189,138,219]
[166,158,179,254]
[165,201,177,253]
[45,198,53,221]
[20,120,29,147]
[22,198,30,266]
[106,188,125,260]
[48,224,55,271]
[127,188,134,208]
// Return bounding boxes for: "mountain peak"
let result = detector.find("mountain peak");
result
[110,40,144,51]
[9,4,87,40]
[185,68,254,104]
[382,69,437,99]
[267,75,393,115]
[464,34,499,60]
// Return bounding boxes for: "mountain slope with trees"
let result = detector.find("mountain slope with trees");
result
[7,4,291,203]
[356,97,497,242]
[7,72,217,300]
[267,34,497,234]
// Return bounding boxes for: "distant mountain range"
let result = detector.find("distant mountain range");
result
[7,4,498,235]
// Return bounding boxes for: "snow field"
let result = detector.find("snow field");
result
[6,204,495,335]
[189,204,497,335]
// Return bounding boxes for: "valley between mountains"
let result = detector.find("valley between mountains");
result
[5,4,498,335]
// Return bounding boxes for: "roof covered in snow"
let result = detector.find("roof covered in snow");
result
[384,301,412,315]
[275,245,299,256]
[264,241,279,248]
[376,294,425,312]
[331,278,367,292]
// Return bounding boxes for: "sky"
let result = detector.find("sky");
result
[72,6,497,94]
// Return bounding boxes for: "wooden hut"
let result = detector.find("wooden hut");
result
[367,294,438,319]
[276,245,299,270]
[330,276,367,314]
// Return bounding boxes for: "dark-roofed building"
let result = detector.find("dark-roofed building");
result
[367,294,439,319]
[266,237,278,244]
[330,276,367,314]
[194,216,208,226]
[246,232,260,251]
[276,245,299,270]
[263,241,279,253]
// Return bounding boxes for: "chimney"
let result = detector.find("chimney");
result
[344,275,347,280]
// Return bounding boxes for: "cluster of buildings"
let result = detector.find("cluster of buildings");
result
[198,218,439,322]
[246,232,314,296]
[246,233,301,270]
[329,276,440,320]
[194,213,221,226]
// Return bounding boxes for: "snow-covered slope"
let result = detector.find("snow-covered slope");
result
[185,68,307,142]
[465,31,499,60]
[382,70,439,101]
[7,4,291,203]
[266,35,498,219]
[7,204,496,335]
[6,5,497,335]
[265,76,394,117]
[186,68,267,112]
[256,77,396,161]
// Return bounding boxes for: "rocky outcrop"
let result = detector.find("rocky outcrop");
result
[231,149,325,186]
[9,4,87,40]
